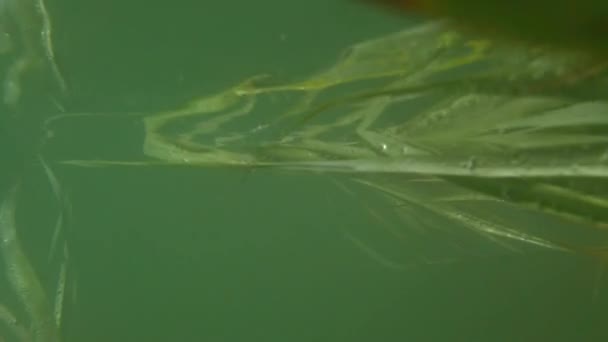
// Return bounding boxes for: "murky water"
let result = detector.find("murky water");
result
[1,1,607,341]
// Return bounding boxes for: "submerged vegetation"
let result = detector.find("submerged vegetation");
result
[0,180,69,341]
[1,1,69,340]
[58,22,608,257]
[3,3,608,341]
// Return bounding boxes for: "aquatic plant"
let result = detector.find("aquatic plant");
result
[0,0,65,107]
[0,159,70,342]
[52,22,608,264]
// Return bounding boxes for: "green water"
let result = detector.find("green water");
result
[1,1,607,341]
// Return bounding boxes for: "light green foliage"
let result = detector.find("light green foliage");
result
[60,22,608,260]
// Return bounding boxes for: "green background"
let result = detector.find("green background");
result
[1,0,607,341]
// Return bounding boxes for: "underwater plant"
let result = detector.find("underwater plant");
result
[47,21,608,267]
[0,158,70,342]
[0,0,65,107]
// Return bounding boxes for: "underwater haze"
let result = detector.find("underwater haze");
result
[1,0,608,341]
